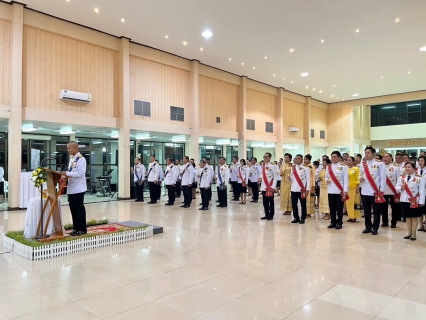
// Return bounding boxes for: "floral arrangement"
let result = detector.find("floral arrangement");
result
[31,167,47,188]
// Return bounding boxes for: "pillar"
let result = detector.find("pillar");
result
[304,97,312,155]
[188,60,200,160]
[275,88,284,160]
[7,3,24,209]
[117,37,131,200]
[238,76,247,158]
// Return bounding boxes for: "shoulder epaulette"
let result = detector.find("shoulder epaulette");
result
[416,174,422,177]
[376,159,382,162]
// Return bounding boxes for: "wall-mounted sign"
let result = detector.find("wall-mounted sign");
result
[388,139,426,147]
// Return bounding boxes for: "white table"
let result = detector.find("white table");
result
[19,172,40,208]
[24,197,63,239]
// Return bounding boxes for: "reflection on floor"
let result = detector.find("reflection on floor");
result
[1,193,426,320]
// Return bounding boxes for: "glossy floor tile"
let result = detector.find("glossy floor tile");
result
[1,196,426,319]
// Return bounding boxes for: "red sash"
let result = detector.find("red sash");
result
[404,179,419,208]
[386,176,400,203]
[362,161,385,203]
[327,165,349,201]
[292,166,307,198]
[262,164,274,197]
[238,167,247,187]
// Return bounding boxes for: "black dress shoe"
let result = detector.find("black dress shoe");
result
[403,235,411,239]
[335,224,342,230]
[327,224,336,229]
[299,220,305,224]
[260,216,268,220]
[362,229,372,234]
[216,205,223,207]
[267,218,273,220]
[410,237,417,241]
[135,200,142,202]
[165,203,170,206]
[372,230,378,235]
[69,230,78,236]
[216,200,220,202]
[147,201,153,204]
[417,228,425,232]
[291,219,300,223]
[199,207,205,210]
[391,224,396,228]
[180,204,186,207]
[183,205,189,208]
[202,207,209,211]
[381,223,389,227]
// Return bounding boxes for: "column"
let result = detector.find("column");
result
[188,60,200,160]
[7,3,24,209]
[117,37,131,200]
[303,97,312,155]
[238,76,247,158]
[275,88,284,160]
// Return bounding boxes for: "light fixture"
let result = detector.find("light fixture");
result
[337,97,339,99]
[199,48,203,51]
[216,139,230,145]
[273,74,276,77]
[94,8,99,13]
[353,93,359,97]
[356,28,360,33]
[111,131,119,138]
[60,130,75,135]
[291,80,293,83]
[65,0,70,2]
[198,137,204,143]
[264,56,267,59]
[333,85,336,87]
[172,135,187,142]
[395,17,400,23]
[381,76,383,79]
[283,77,285,80]
[306,86,309,89]
[408,71,411,74]
[136,134,152,140]
[289,48,294,52]
[407,103,420,106]
[382,106,395,109]
[321,39,324,43]
[183,41,187,46]
[121,18,125,23]
[202,30,213,38]
[420,46,426,52]
[241,62,244,65]
[331,95,334,97]
[301,72,309,77]
[22,125,38,132]
[165,35,169,39]
[313,88,316,91]
[253,67,255,70]
[228,58,232,61]
[319,90,322,93]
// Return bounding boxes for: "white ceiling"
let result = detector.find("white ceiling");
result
[8,0,426,103]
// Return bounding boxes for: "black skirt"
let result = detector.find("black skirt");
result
[0,182,3,195]
[239,183,247,193]
[420,197,426,215]
[192,182,198,189]
[401,202,422,218]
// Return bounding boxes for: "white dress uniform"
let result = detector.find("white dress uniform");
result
[181,163,195,206]
[260,162,278,191]
[249,163,262,202]
[259,162,278,219]
[216,164,230,207]
[230,162,241,200]
[165,164,179,205]
[199,166,213,209]
[384,163,400,196]
[237,165,249,193]
[396,174,426,205]
[397,162,406,175]
[289,164,311,193]
[325,163,349,194]
[134,163,146,201]
[147,162,159,182]
[382,163,401,227]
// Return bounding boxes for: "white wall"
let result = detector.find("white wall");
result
[371,123,426,140]
[253,148,275,161]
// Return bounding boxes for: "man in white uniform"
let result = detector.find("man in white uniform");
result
[216,157,230,208]
[155,160,164,200]
[359,146,387,235]
[250,157,262,203]
[175,159,182,198]
[180,156,195,208]
[382,153,401,228]
[164,158,179,206]
[61,141,87,236]
[134,157,146,202]
[290,154,311,224]
[230,156,241,201]
[147,155,160,204]
[260,152,278,221]
[198,160,213,211]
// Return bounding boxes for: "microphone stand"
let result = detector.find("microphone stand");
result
[35,156,57,240]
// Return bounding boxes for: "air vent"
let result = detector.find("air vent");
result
[170,106,184,122]
[310,129,315,138]
[246,119,255,131]
[320,130,325,139]
[216,117,221,124]
[134,100,151,117]
[266,122,273,133]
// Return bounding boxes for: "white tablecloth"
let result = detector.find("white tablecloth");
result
[24,197,63,239]
[19,172,40,208]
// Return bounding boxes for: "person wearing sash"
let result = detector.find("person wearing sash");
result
[250,157,262,203]
[247,161,253,197]
[396,162,425,241]
[180,156,195,208]
[290,154,311,224]
[318,158,331,220]
[155,160,164,201]
[146,155,160,204]
[61,141,87,236]
[303,154,316,217]
[216,157,230,208]
[346,157,361,222]
[260,152,278,221]
[205,158,214,201]
[325,151,349,230]
[230,157,241,201]
[175,159,182,198]
[190,159,197,200]
[416,156,426,232]
[359,147,387,235]
[198,160,213,211]
[237,159,249,205]
[381,153,401,228]
[280,153,293,215]
[165,158,179,206]
[134,157,146,202]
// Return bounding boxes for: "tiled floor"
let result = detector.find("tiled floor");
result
[1,193,426,319]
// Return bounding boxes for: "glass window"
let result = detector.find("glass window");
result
[247,148,253,161]
[394,102,406,114]
[383,115,395,126]
[372,99,426,127]
[0,133,6,181]
[395,113,407,125]
[371,107,382,117]
[91,139,107,165]
[407,101,421,112]
[382,106,396,115]
[50,136,69,171]
[77,138,91,165]
[226,146,238,164]
[408,112,421,124]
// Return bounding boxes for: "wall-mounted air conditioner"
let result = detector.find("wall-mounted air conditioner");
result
[60,90,91,103]
[289,127,299,133]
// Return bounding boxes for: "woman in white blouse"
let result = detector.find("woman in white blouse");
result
[417,156,426,232]
[238,159,249,205]
[396,162,425,241]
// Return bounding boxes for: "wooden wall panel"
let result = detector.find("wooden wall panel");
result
[0,19,10,106]
[283,99,304,139]
[328,107,351,141]
[246,89,276,135]
[311,106,328,141]
[22,26,118,117]
[353,106,361,139]
[130,55,189,125]
[199,75,238,131]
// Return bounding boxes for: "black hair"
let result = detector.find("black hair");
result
[331,151,341,157]
[295,154,303,159]
[240,159,246,165]
[323,158,331,165]
[184,156,189,161]
[252,157,258,162]
[166,158,173,162]
[304,154,312,161]
[150,154,156,158]
[135,157,141,161]
[343,153,349,156]
[364,146,376,154]
[348,156,355,162]
[284,153,293,160]
[264,152,272,158]
[418,156,426,164]
[376,154,382,160]
[405,161,416,169]
[233,156,239,161]
[384,153,393,159]
[313,161,320,166]
[356,154,362,158]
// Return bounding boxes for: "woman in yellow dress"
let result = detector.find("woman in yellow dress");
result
[280,153,293,215]
[346,156,361,222]
[318,158,330,219]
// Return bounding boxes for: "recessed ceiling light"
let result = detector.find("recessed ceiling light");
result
[408,71,411,74]
[321,39,325,43]
[291,80,293,83]
[273,74,276,77]
[337,97,339,99]
[202,30,213,38]
[333,85,336,87]
[121,18,125,23]
[183,41,187,46]
[264,56,267,59]
[282,77,285,80]
[165,35,169,39]
[353,93,359,97]
[331,95,334,97]
[199,48,203,51]
[241,62,244,65]
[313,88,316,91]
[301,72,309,77]
[356,28,360,33]
[65,0,70,2]
[94,8,99,13]
[289,48,294,52]
[381,76,383,79]
[420,46,426,51]
[319,90,322,93]
[395,18,400,23]
[228,58,232,61]
[253,67,255,70]
[306,86,309,89]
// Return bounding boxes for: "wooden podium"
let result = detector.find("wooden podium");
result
[35,169,68,241]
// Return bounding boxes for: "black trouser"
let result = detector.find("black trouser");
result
[136,182,144,201]
[156,183,161,200]
[362,195,382,231]
[251,181,259,201]
[175,181,181,197]
[328,193,344,225]
[148,182,157,203]
[68,192,87,232]
[182,185,192,206]
[218,187,227,206]
[166,185,175,204]
[262,191,275,218]
[231,181,240,200]
[382,195,400,225]
[200,188,210,208]
[209,184,212,200]
[291,191,306,221]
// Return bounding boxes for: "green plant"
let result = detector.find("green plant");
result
[63,218,110,230]
[31,167,48,188]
